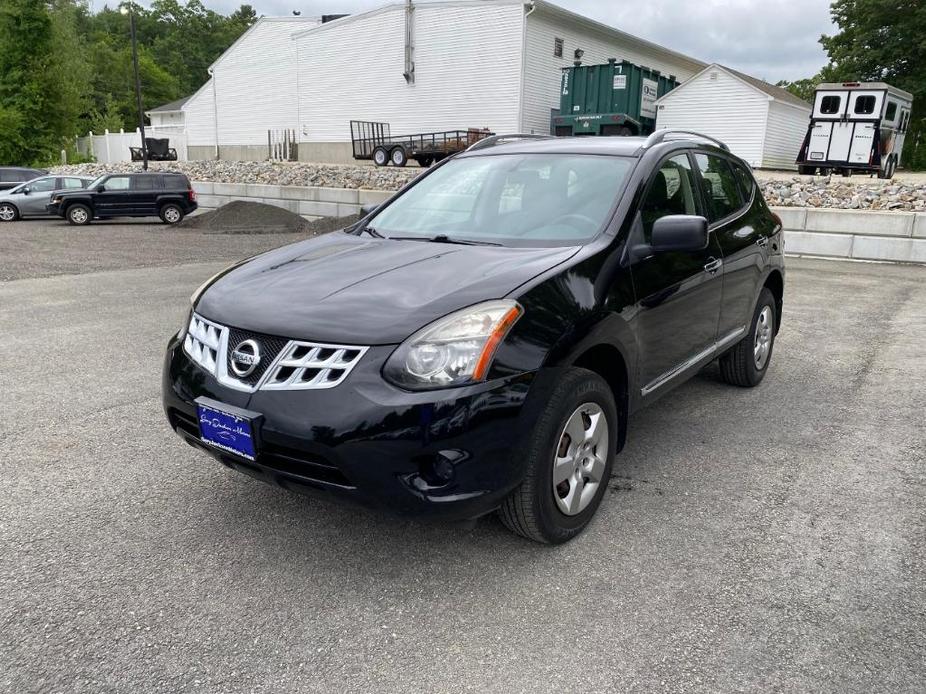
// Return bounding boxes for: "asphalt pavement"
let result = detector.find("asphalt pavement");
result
[1,219,924,693]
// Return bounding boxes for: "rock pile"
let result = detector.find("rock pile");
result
[760,176,926,212]
[51,160,421,191]
[51,160,926,212]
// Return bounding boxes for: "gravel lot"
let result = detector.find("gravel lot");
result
[1,219,924,693]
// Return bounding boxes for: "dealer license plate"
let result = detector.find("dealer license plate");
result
[197,402,256,461]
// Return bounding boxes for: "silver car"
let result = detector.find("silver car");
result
[0,175,92,221]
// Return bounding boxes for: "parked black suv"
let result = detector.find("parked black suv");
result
[0,167,48,191]
[48,172,197,225]
[163,132,785,543]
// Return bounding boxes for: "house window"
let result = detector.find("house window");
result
[553,38,564,58]
[854,95,876,114]
[820,95,841,115]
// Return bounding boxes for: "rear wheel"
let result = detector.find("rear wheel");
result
[372,146,389,167]
[0,203,19,222]
[390,146,408,167]
[159,203,184,224]
[66,204,91,226]
[499,368,617,544]
[719,288,777,387]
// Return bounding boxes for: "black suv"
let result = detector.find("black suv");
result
[48,172,197,225]
[163,132,785,543]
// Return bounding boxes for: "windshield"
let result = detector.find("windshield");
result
[86,175,106,190]
[368,153,632,247]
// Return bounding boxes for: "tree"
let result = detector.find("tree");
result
[820,0,926,168]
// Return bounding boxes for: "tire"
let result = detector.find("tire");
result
[160,203,184,225]
[499,368,617,544]
[0,202,19,222]
[719,287,777,387]
[415,155,433,168]
[66,203,92,226]
[372,147,389,167]
[390,146,408,167]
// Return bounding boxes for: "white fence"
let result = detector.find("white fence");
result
[75,128,188,164]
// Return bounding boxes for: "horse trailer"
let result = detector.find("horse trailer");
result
[796,82,913,179]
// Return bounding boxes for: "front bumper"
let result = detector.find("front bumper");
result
[46,202,64,217]
[162,334,539,521]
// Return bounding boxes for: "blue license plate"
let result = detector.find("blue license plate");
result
[197,403,256,461]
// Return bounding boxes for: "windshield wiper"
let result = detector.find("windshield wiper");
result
[388,234,503,247]
[357,225,384,238]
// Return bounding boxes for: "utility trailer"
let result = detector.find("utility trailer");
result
[796,82,913,179]
[553,59,679,137]
[130,138,178,162]
[350,121,493,167]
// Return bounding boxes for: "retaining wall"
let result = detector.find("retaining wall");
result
[190,182,926,265]
[772,207,926,264]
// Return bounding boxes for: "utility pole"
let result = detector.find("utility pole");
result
[121,5,148,170]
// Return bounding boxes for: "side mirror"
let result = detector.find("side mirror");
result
[360,202,380,217]
[96,185,105,193]
[21,188,29,195]
[651,215,709,253]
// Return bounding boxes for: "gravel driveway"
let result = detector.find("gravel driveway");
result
[1,220,924,693]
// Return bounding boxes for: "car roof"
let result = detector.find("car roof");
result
[460,135,736,160]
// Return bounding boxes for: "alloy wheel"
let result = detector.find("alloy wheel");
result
[0,204,15,222]
[754,305,773,369]
[70,208,88,224]
[164,207,181,223]
[552,402,609,516]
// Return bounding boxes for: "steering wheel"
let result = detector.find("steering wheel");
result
[549,213,599,234]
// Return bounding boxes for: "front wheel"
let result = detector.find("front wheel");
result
[499,368,617,544]
[66,204,92,226]
[719,287,777,387]
[0,203,19,222]
[390,146,408,167]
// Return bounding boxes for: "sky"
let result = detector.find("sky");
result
[128,0,837,83]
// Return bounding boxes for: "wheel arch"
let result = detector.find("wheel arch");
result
[762,269,784,333]
[566,342,630,454]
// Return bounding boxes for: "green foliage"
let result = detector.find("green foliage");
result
[820,0,926,169]
[0,0,257,165]
[775,78,823,104]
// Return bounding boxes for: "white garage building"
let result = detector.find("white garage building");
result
[182,0,706,163]
[655,64,811,170]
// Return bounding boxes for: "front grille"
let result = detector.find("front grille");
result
[262,341,368,390]
[225,327,289,386]
[182,312,368,392]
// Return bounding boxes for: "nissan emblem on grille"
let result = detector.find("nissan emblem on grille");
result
[230,339,261,377]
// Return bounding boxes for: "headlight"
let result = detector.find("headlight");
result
[383,300,523,389]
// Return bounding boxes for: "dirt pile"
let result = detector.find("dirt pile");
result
[178,201,358,235]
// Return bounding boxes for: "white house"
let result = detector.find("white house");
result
[655,63,811,170]
[182,1,706,163]
[145,96,189,133]
[183,16,321,160]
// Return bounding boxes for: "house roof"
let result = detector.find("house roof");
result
[147,96,191,114]
[660,64,811,110]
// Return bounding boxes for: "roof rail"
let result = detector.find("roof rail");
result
[642,129,729,151]
[466,133,555,152]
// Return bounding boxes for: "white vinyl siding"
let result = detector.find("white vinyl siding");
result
[211,18,317,147]
[521,6,703,135]
[656,68,769,167]
[294,2,524,143]
[764,101,812,170]
[183,79,216,148]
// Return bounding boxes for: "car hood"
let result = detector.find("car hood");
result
[196,231,580,344]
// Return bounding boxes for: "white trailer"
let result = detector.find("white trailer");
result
[797,81,913,179]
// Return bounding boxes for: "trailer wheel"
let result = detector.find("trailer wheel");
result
[878,156,896,180]
[372,146,389,167]
[415,155,433,168]
[390,146,408,167]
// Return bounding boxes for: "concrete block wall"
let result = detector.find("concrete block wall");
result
[193,181,393,221]
[772,207,926,264]
[189,183,925,265]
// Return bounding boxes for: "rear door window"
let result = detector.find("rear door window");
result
[694,153,744,222]
[62,178,86,189]
[854,95,876,115]
[731,161,756,202]
[133,176,163,191]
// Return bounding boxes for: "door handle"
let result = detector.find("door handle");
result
[703,258,722,274]
[756,236,769,248]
